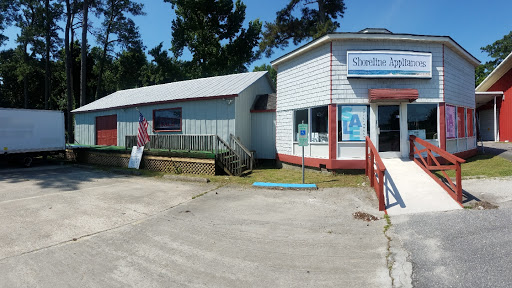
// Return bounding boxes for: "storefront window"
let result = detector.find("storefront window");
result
[338,105,370,141]
[311,106,328,143]
[407,104,437,140]
[457,107,465,138]
[294,109,308,141]
[153,108,182,131]
[467,109,474,137]
[446,105,456,139]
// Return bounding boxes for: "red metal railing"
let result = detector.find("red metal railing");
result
[409,135,465,204]
[365,136,386,211]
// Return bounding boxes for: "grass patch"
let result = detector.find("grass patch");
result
[207,166,367,188]
[435,153,512,178]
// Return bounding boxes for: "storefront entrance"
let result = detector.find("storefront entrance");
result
[378,105,401,157]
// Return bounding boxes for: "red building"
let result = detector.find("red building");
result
[476,52,512,142]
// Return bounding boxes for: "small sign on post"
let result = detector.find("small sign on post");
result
[128,146,144,169]
[298,123,308,184]
[298,124,309,147]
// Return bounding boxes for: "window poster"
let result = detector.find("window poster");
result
[457,107,465,138]
[341,106,367,141]
[446,105,456,139]
[467,109,474,137]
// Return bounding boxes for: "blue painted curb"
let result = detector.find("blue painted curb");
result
[252,182,317,189]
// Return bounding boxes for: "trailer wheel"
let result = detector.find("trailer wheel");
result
[23,157,33,167]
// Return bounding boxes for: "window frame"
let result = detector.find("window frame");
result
[152,107,183,132]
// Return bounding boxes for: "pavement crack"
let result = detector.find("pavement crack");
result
[0,185,225,263]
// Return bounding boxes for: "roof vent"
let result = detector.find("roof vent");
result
[359,28,392,34]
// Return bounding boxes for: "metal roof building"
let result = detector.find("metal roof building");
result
[72,71,276,159]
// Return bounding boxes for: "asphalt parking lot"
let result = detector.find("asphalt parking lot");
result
[0,165,390,287]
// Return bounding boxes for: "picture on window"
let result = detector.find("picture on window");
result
[446,105,456,139]
[339,106,368,141]
[154,108,182,131]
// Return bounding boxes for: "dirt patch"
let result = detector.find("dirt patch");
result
[353,211,380,222]
[468,201,499,210]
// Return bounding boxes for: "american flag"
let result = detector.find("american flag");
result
[137,112,150,148]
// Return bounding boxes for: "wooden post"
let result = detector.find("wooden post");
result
[456,161,462,203]
[365,139,369,176]
[370,152,375,188]
[378,169,385,211]
[409,136,414,160]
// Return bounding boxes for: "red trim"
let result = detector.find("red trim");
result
[453,148,477,159]
[250,109,276,113]
[328,104,337,159]
[442,44,445,102]
[276,153,365,170]
[439,103,446,150]
[153,107,182,132]
[73,94,238,114]
[369,89,419,102]
[330,42,333,104]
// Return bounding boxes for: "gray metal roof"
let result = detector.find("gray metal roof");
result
[72,71,269,113]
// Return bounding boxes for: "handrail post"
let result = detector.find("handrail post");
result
[378,169,385,211]
[456,161,462,203]
[365,138,369,176]
[409,135,414,160]
[370,151,375,188]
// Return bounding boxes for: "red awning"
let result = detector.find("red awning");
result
[369,89,419,102]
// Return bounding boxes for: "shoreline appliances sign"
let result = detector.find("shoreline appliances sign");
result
[347,51,432,78]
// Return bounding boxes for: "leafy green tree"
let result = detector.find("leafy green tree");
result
[94,0,145,100]
[260,0,346,57]
[165,0,262,78]
[476,31,512,87]
[116,47,146,90]
[15,0,46,108]
[145,42,184,85]
[253,63,276,85]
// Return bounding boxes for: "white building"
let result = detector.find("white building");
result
[271,28,479,170]
[72,71,276,159]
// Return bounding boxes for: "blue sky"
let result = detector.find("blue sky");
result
[3,0,511,70]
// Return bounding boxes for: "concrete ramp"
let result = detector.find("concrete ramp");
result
[382,158,462,215]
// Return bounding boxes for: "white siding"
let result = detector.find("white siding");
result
[276,43,331,111]
[74,98,235,146]
[276,110,293,155]
[235,76,275,149]
[275,44,330,157]
[331,40,444,104]
[444,46,475,108]
[251,112,276,159]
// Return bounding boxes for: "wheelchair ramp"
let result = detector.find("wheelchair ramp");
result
[381,158,462,216]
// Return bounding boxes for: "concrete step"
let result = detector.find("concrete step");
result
[381,158,462,216]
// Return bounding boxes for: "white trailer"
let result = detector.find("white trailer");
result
[0,108,66,166]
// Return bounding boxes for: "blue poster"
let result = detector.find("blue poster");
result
[342,106,367,141]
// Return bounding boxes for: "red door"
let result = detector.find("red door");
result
[96,115,117,146]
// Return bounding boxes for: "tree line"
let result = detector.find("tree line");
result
[0,0,346,142]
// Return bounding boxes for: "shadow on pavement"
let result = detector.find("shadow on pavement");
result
[0,162,124,191]
[383,171,406,209]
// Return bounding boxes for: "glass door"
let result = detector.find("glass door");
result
[378,105,401,155]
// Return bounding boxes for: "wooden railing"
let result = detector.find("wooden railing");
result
[215,136,243,176]
[230,134,254,172]
[125,134,216,152]
[125,134,253,176]
[409,135,465,204]
[365,136,386,211]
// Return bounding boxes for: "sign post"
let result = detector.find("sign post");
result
[298,123,309,184]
